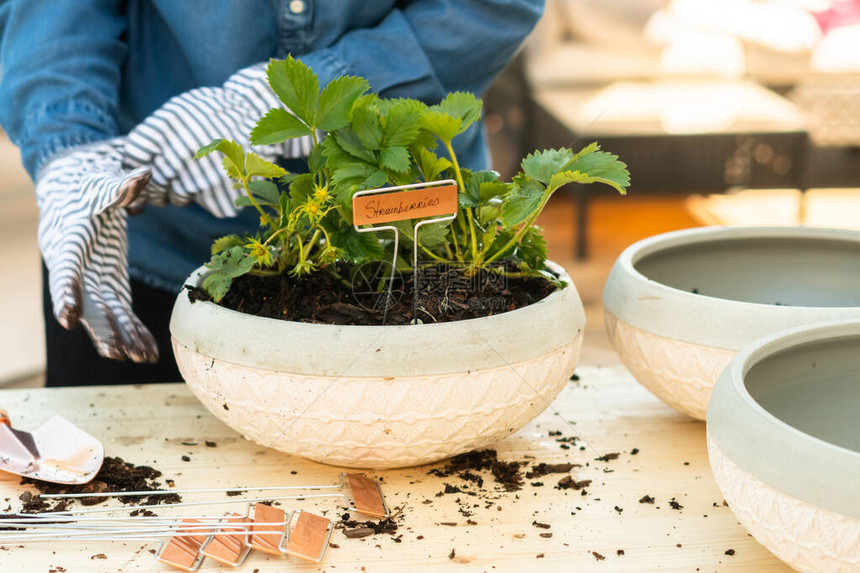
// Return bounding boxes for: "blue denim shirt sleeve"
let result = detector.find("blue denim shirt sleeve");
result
[300,1,544,103]
[0,0,127,178]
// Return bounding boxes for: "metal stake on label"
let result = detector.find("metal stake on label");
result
[352,180,458,325]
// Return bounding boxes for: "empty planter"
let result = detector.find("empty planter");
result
[707,320,860,572]
[603,226,860,419]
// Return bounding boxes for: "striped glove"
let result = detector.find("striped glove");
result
[123,62,315,218]
[36,141,158,363]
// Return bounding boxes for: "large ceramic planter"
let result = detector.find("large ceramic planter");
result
[707,320,860,573]
[170,262,584,469]
[603,226,860,419]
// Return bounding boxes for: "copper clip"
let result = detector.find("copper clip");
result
[199,513,252,567]
[157,519,209,572]
[284,510,333,563]
[345,473,388,519]
[248,502,290,555]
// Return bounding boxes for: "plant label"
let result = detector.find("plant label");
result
[352,183,458,225]
[284,511,332,562]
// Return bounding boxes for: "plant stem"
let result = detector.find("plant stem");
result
[484,191,550,265]
[241,177,276,229]
[419,245,447,263]
[302,229,322,261]
[445,140,478,262]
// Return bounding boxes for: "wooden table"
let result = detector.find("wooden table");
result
[0,364,791,572]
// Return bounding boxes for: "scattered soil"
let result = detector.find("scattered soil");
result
[556,476,591,490]
[525,463,577,479]
[188,261,556,326]
[338,512,401,538]
[428,450,525,492]
[18,456,180,513]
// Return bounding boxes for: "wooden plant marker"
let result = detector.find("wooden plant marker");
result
[352,180,459,323]
[284,511,333,563]
[346,473,388,519]
[199,513,251,567]
[157,519,209,571]
[249,503,289,555]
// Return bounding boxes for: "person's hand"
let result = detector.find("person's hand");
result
[123,62,315,217]
[36,141,158,363]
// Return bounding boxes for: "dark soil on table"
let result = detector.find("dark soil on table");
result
[187,261,556,325]
[18,456,181,513]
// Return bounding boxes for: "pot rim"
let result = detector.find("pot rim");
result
[707,319,860,519]
[170,260,585,377]
[603,225,860,349]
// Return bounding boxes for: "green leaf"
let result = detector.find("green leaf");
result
[420,110,461,143]
[391,219,449,250]
[379,146,410,173]
[414,220,451,250]
[561,143,630,195]
[361,168,390,190]
[438,92,482,133]
[545,170,592,193]
[352,104,383,150]
[329,226,385,263]
[202,246,256,302]
[266,57,319,126]
[521,148,574,184]
[315,76,369,131]
[244,152,288,179]
[382,102,422,148]
[462,169,500,207]
[478,200,503,227]
[196,139,245,181]
[210,235,244,255]
[331,161,377,188]
[500,174,546,228]
[331,162,388,192]
[485,229,517,261]
[250,108,311,146]
[247,179,281,205]
[516,225,548,270]
[288,173,315,210]
[331,129,377,163]
[480,181,509,202]
[414,147,451,182]
[195,139,223,159]
[307,143,325,173]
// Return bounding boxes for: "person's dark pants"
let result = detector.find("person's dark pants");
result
[42,263,183,387]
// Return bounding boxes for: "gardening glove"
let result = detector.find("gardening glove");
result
[36,140,158,363]
[123,62,316,218]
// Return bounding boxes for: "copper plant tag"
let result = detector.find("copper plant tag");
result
[158,519,209,571]
[346,473,387,519]
[352,184,458,225]
[201,513,251,566]
[250,503,287,555]
[285,511,332,562]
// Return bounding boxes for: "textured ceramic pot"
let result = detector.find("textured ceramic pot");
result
[707,320,860,573]
[603,226,860,419]
[170,262,584,469]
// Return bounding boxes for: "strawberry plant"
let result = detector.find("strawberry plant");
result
[196,56,629,302]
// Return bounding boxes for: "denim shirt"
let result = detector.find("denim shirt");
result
[0,0,543,292]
